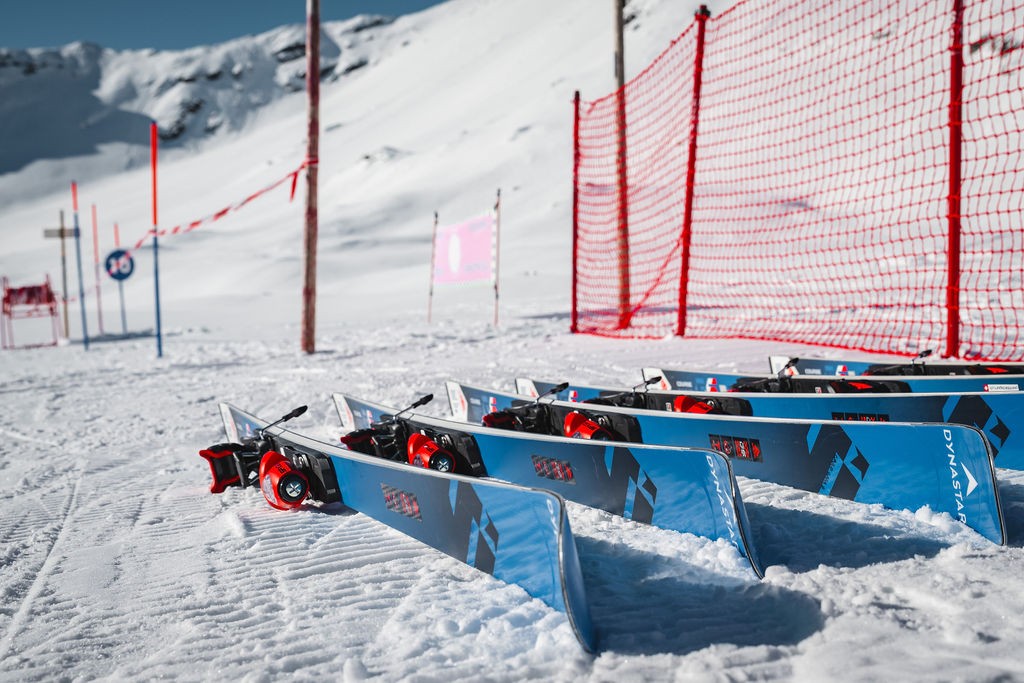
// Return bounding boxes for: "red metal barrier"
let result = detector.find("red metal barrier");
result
[2,275,60,349]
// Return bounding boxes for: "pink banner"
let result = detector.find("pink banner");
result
[433,215,495,285]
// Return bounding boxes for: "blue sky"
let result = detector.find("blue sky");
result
[0,0,445,50]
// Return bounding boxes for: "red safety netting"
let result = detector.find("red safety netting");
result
[572,0,1024,360]
[575,23,698,337]
[959,1,1024,359]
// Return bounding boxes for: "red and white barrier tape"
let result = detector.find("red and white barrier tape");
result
[106,159,314,276]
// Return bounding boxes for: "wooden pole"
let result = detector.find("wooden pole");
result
[614,0,631,329]
[301,0,320,354]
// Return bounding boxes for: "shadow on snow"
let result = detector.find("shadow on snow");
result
[577,535,824,655]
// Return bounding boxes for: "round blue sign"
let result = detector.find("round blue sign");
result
[105,249,135,281]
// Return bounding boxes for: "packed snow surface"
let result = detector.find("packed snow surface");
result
[2,0,1024,680]
[3,324,1024,681]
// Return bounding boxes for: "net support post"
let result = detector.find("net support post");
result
[614,0,631,329]
[677,5,711,337]
[945,0,964,359]
[571,90,581,333]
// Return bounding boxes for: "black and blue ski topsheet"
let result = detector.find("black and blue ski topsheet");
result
[333,393,763,578]
[447,382,1007,545]
[767,354,1024,378]
[515,378,1024,471]
[218,403,597,652]
[644,365,1024,394]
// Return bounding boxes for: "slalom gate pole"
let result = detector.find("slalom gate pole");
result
[114,222,127,336]
[71,182,90,350]
[151,122,163,358]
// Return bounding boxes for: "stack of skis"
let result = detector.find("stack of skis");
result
[198,351,1022,652]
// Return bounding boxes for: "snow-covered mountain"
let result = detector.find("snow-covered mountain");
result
[0,0,720,335]
[0,14,396,180]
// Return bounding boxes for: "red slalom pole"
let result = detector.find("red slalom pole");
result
[151,122,163,358]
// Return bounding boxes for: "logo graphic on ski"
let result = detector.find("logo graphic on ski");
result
[447,381,1006,545]
[205,403,596,652]
[332,392,763,578]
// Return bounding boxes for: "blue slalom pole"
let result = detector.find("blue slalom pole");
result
[71,182,90,350]
[150,122,163,358]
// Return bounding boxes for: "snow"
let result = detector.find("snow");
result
[2,0,1024,680]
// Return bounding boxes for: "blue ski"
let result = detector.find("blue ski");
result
[216,403,597,652]
[644,366,1024,394]
[515,378,1024,471]
[333,393,763,578]
[447,382,1007,545]
[767,354,1024,377]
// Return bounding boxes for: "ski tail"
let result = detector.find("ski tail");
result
[220,402,261,442]
[642,368,676,391]
[215,403,598,652]
[324,446,598,651]
[336,392,373,430]
[514,378,540,397]
[769,355,797,375]
[516,378,614,403]
[687,447,762,577]
[447,381,471,421]
[447,380,525,423]
[720,452,760,575]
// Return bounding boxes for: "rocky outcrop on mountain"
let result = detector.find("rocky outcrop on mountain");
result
[0,15,396,172]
